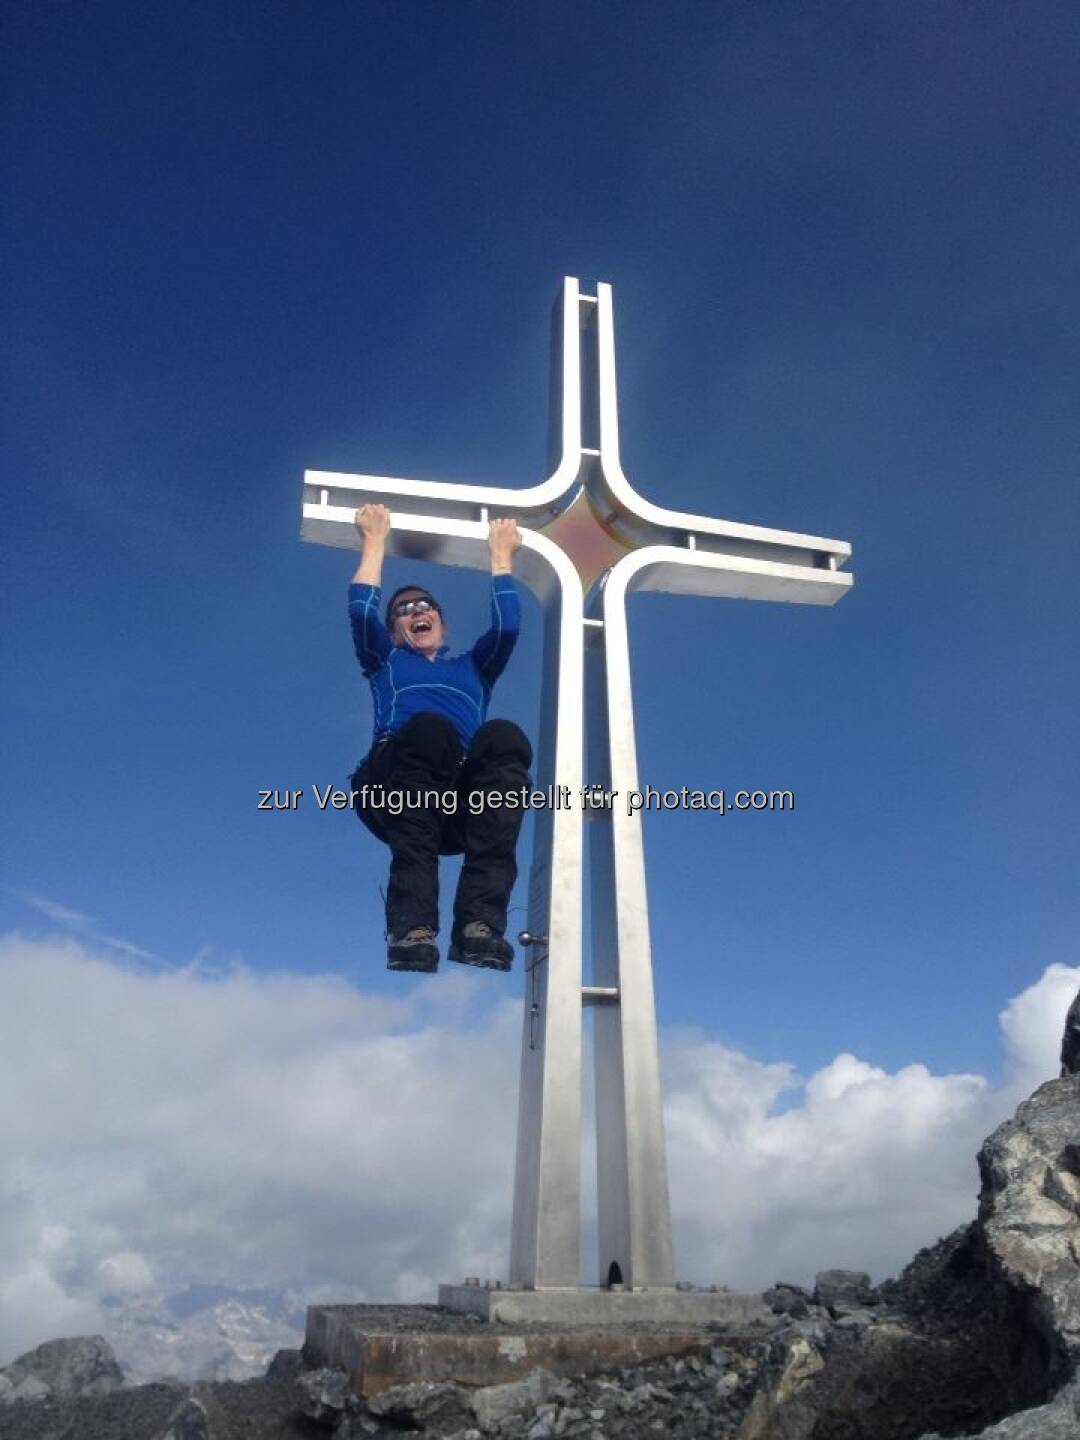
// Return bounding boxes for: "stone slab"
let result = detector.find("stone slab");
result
[438,1283,775,1328]
[304,1301,770,1398]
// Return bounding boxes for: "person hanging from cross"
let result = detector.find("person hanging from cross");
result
[347,503,532,974]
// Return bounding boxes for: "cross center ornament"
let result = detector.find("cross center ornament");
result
[301,279,852,1307]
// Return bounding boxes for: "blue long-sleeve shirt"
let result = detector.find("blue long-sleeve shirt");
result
[349,575,521,750]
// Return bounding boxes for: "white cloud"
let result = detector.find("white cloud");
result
[662,963,1080,1291]
[0,934,1076,1370]
[999,961,1078,1095]
[96,1251,156,1296]
[0,936,518,1365]
[664,1043,992,1289]
[0,1264,102,1355]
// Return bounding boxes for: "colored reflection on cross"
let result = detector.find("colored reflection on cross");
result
[534,482,635,591]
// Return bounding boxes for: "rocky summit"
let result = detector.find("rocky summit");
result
[4,1074,1080,1440]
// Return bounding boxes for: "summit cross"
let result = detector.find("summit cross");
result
[300,278,853,1305]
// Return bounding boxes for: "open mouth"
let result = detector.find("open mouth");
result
[410,618,433,636]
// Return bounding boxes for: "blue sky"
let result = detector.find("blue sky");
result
[2,0,1078,1363]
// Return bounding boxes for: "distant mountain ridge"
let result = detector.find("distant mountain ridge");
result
[101,1286,305,1384]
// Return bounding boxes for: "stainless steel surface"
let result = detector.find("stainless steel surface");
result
[299,277,853,1295]
[509,536,584,1288]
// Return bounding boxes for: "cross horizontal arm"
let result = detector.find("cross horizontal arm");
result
[590,491,852,572]
[300,501,579,609]
[303,469,576,528]
[616,543,853,605]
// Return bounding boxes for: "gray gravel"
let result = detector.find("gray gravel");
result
[0,1377,321,1440]
[0,1342,767,1440]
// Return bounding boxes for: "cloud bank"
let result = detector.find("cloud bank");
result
[1,934,1075,1368]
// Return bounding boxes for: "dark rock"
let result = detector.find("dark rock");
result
[297,1365,359,1422]
[0,1374,49,1404]
[0,1334,124,1402]
[813,1268,878,1313]
[469,1369,558,1432]
[0,1381,184,1440]
[152,1394,210,1440]
[265,1347,303,1380]
[199,1373,335,1437]
[1060,989,1080,1076]
[367,1379,473,1432]
[834,1309,876,1329]
[773,1283,812,1300]
[738,1319,1008,1440]
[978,1073,1080,1383]
[331,1417,407,1440]
[918,1369,1080,1438]
[878,1224,984,1328]
[764,1285,810,1319]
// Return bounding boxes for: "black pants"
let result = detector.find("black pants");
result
[351,713,533,940]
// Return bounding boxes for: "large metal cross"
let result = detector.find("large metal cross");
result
[301,278,852,1298]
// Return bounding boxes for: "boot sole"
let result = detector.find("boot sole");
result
[448,944,512,972]
[387,947,439,973]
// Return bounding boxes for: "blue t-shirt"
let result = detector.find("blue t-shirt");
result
[349,575,521,750]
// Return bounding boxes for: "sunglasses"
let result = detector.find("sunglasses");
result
[390,596,441,620]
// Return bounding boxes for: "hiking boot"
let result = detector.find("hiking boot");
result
[387,926,439,973]
[448,921,513,971]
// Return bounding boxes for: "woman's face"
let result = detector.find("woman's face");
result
[390,589,445,656]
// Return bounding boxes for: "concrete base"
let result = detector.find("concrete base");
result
[305,1293,777,1398]
[438,1283,774,1328]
